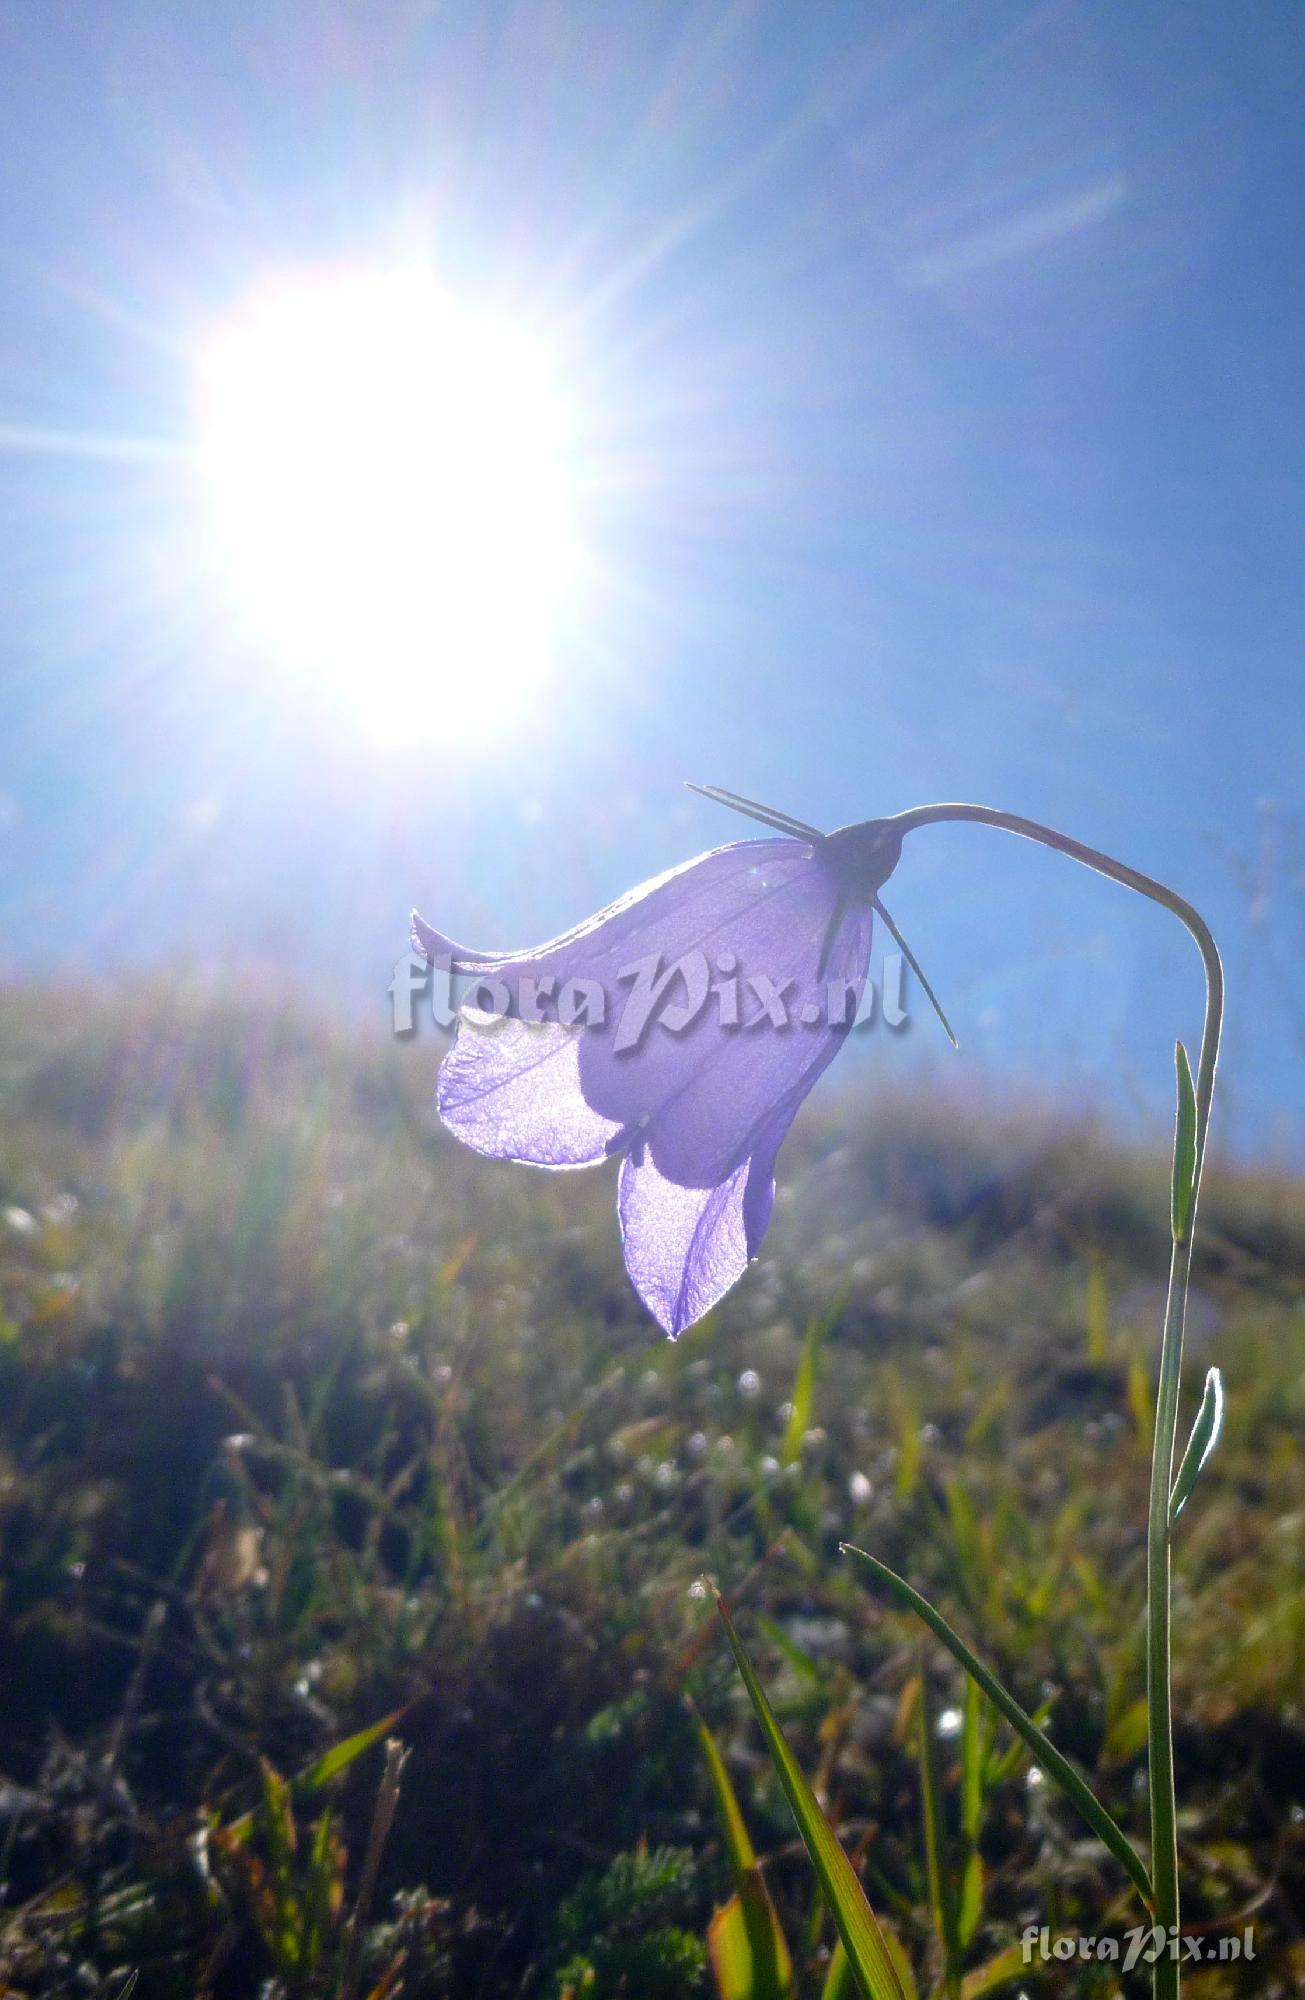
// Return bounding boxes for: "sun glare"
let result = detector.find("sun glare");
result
[195,268,576,743]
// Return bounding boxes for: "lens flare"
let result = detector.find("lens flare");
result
[195,268,576,743]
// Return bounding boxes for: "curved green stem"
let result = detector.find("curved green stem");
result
[888,804,1224,1998]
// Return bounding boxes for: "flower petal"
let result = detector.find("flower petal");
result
[437,1016,626,1167]
[413,816,901,1335]
[617,1088,797,1337]
[578,874,872,1190]
[411,838,810,981]
[413,838,822,1171]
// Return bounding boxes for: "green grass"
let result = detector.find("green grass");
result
[0,981,1302,1996]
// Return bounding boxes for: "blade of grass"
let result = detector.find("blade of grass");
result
[823,1933,918,2000]
[299,1708,407,1792]
[713,1587,907,2000]
[695,1710,759,1878]
[754,1612,824,1688]
[960,1939,1034,1997]
[959,1675,984,1951]
[300,1806,342,1972]
[915,1661,961,1994]
[894,1398,922,1501]
[961,1675,982,1845]
[783,1295,844,1466]
[820,1941,859,2000]
[694,1706,794,1999]
[258,1762,302,1971]
[1087,1253,1109,1364]
[225,1708,407,1844]
[840,1545,1153,1914]
[987,1693,1055,1788]
[1127,1351,1152,1451]
[708,1882,795,2000]
[958,1851,983,1960]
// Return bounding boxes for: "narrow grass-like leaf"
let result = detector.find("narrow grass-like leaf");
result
[987,1694,1055,1788]
[258,1761,302,1968]
[958,1676,984,1949]
[915,1665,961,1990]
[1126,1351,1152,1451]
[709,1891,761,2000]
[782,1317,820,1467]
[260,1760,297,1874]
[225,1708,407,1845]
[960,1939,1034,1997]
[823,1932,918,2000]
[708,1876,795,2000]
[882,1925,918,2000]
[1086,1253,1108,1364]
[943,1480,985,1614]
[755,1612,823,1687]
[301,1806,342,1970]
[895,1400,922,1502]
[820,1940,859,2000]
[783,1296,843,1466]
[696,1711,759,1876]
[840,1545,1153,1913]
[958,1853,983,1955]
[695,1709,794,1998]
[961,1676,982,1844]
[1102,1695,1150,1767]
[714,1589,908,2000]
[1170,1366,1224,1522]
[1171,1040,1198,1242]
[299,1708,406,1792]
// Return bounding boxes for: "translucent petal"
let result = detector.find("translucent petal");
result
[617,1090,795,1336]
[413,830,883,1334]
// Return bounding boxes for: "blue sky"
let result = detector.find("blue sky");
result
[1,1,1302,1158]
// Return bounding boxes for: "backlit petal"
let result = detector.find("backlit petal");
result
[618,1089,795,1336]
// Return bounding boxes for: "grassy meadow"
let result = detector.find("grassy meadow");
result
[0,981,1302,1997]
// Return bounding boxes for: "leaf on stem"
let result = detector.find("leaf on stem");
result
[1171,1041,1198,1242]
[1169,1366,1224,1522]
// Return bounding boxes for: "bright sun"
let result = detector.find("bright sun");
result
[195,268,576,743]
